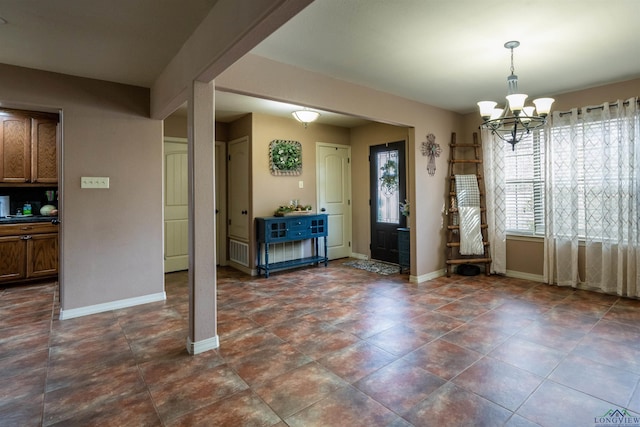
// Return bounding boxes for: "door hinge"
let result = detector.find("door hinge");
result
[228,219,232,225]
[228,154,231,161]
[347,157,350,164]
[348,241,351,247]
[368,199,371,206]
[348,200,351,206]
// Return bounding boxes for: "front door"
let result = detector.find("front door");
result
[370,141,406,263]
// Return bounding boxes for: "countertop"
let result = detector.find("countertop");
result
[0,215,58,224]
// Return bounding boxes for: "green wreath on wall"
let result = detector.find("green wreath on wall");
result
[270,140,302,176]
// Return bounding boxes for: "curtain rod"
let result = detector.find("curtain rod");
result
[557,98,640,116]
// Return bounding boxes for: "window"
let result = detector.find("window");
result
[549,116,631,240]
[376,150,400,224]
[504,114,636,239]
[504,130,545,235]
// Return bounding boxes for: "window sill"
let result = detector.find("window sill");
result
[506,234,543,243]
[506,233,591,247]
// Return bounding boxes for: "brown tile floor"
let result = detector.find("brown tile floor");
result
[2,260,640,426]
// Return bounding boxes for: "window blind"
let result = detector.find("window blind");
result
[503,131,545,235]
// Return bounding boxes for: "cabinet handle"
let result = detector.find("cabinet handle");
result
[20,235,32,240]
[20,226,33,230]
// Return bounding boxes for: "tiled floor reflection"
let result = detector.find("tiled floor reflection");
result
[2,260,640,426]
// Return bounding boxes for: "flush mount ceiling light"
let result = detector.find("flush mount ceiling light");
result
[292,109,320,128]
[478,41,554,150]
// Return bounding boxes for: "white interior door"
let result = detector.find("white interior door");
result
[215,141,227,265]
[228,136,250,241]
[164,139,188,272]
[317,142,352,259]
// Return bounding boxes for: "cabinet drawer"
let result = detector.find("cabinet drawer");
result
[287,218,308,231]
[287,229,310,239]
[0,222,58,237]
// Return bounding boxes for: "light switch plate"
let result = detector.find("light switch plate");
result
[81,176,110,189]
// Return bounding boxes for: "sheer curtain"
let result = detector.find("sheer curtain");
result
[481,129,507,274]
[544,98,640,297]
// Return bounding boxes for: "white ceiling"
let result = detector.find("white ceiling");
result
[1,0,639,126]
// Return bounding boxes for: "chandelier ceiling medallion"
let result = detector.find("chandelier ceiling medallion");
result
[478,41,554,150]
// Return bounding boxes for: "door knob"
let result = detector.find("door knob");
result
[320,208,326,212]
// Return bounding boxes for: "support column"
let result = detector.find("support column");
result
[186,79,218,354]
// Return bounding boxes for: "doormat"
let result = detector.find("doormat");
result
[343,260,399,275]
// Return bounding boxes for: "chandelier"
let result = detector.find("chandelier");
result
[478,41,554,150]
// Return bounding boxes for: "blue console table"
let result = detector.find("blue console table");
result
[256,214,328,277]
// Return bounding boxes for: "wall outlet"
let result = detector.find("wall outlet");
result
[298,180,304,189]
[81,176,110,189]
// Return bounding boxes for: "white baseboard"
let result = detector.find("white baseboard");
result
[505,270,545,283]
[187,335,220,355]
[413,268,446,283]
[350,252,368,260]
[59,291,167,320]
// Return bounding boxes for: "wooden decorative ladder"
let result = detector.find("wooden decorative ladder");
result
[445,132,492,276]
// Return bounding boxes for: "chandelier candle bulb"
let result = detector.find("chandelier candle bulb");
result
[490,108,504,121]
[521,106,535,123]
[506,94,528,113]
[478,101,497,119]
[533,97,554,116]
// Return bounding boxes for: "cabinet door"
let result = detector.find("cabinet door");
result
[309,216,327,237]
[0,115,31,183]
[267,220,290,242]
[0,236,27,282]
[26,233,58,278]
[31,117,58,183]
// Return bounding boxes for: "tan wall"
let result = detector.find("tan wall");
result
[0,63,164,310]
[251,113,350,217]
[350,122,410,256]
[164,112,230,142]
[163,114,187,139]
[463,77,640,278]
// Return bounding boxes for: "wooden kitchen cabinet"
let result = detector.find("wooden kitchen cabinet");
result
[0,222,58,283]
[31,117,58,183]
[0,235,27,282]
[0,114,31,183]
[0,109,59,184]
